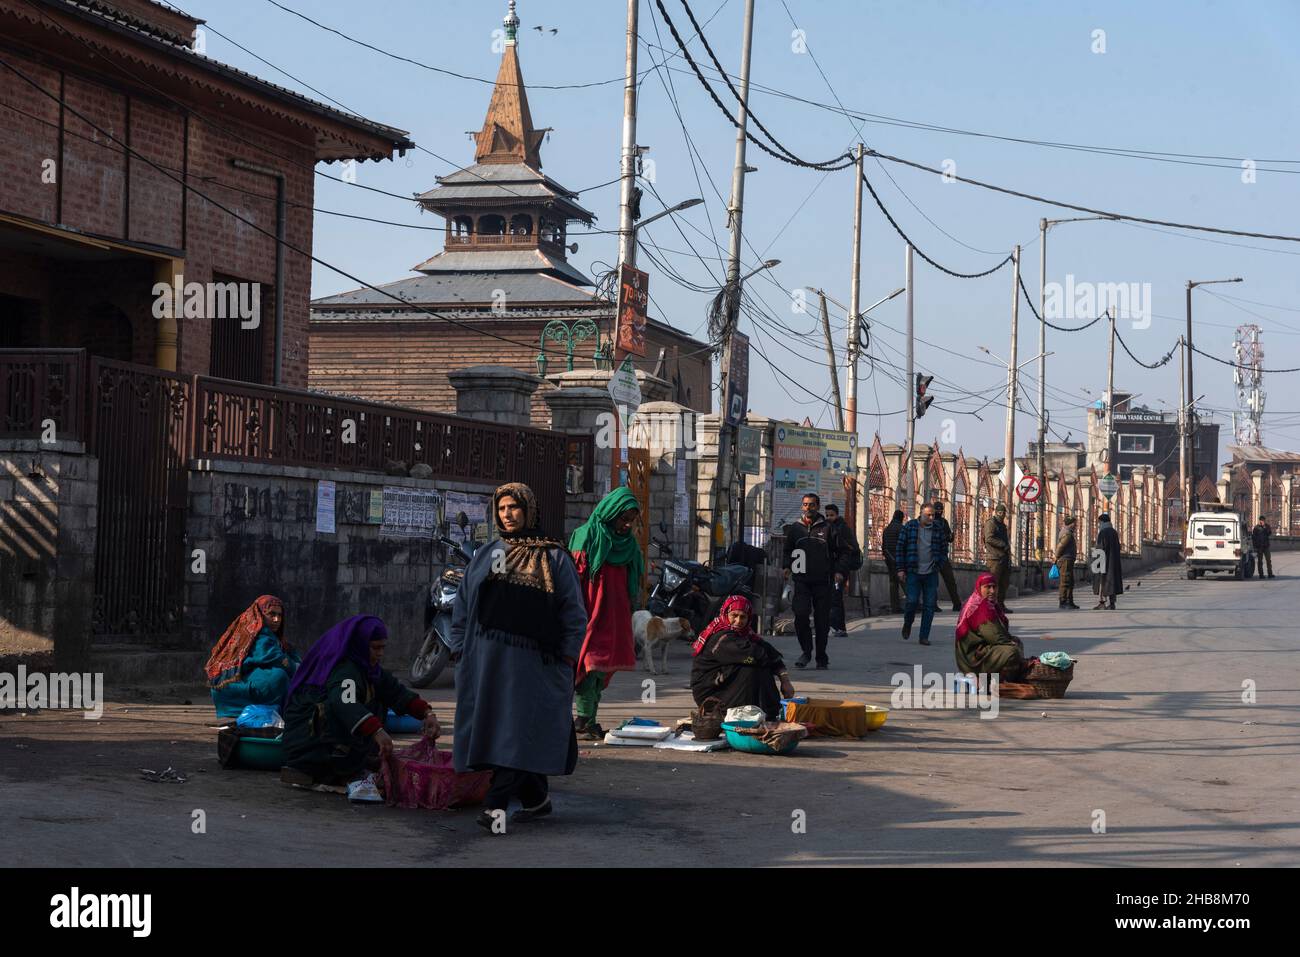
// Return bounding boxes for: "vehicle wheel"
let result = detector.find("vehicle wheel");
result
[1187,569,1196,580]
[1244,555,1255,579]
[410,623,451,687]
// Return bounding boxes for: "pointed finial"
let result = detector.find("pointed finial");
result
[504,1,519,45]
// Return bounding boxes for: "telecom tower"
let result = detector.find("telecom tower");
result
[1232,324,1265,445]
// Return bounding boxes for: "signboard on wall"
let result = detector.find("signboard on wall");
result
[769,424,856,532]
[616,264,649,356]
[737,424,761,475]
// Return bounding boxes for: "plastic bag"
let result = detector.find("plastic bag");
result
[235,704,284,729]
[725,705,765,726]
[1048,564,1060,582]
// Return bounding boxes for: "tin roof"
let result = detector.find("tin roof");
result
[312,271,598,308]
[409,248,593,286]
[1227,445,1300,464]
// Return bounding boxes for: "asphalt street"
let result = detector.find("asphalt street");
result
[3,555,1297,867]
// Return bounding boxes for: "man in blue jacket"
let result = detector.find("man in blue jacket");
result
[895,503,949,646]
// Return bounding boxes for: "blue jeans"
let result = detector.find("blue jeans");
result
[903,570,939,641]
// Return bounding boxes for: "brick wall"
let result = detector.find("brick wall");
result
[309,314,711,426]
[0,44,318,387]
[0,440,97,671]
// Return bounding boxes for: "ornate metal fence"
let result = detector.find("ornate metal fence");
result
[0,349,88,440]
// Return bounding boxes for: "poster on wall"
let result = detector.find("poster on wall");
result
[381,487,443,538]
[769,424,856,533]
[315,480,336,534]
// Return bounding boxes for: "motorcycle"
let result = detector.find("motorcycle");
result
[409,534,476,688]
[646,522,759,635]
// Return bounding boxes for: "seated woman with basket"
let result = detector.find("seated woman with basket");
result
[690,596,794,720]
[954,573,1027,680]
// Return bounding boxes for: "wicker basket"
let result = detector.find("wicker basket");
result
[693,697,727,741]
[1023,661,1074,699]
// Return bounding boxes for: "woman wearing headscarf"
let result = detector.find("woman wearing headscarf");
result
[954,573,1026,680]
[280,615,438,789]
[205,595,300,718]
[690,595,794,720]
[568,485,643,739]
[448,483,587,831]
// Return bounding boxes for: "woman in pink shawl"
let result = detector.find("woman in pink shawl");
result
[955,573,1026,679]
[689,596,794,719]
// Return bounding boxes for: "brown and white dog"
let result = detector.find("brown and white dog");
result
[631,610,693,675]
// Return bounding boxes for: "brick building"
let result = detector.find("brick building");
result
[0,0,411,387]
[309,2,712,426]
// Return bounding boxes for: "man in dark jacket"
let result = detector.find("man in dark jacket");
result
[1055,513,1079,609]
[1252,518,1274,578]
[881,509,906,613]
[982,502,1013,613]
[782,492,840,670]
[895,504,949,646]
[823,504,860,636]
[1092,513,1124,610]
[930,501,963,612]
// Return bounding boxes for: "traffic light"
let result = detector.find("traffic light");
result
[915,373,934,418]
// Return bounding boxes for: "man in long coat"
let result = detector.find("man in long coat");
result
[1092,512,1124,610]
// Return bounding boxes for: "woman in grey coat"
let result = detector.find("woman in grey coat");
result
[447,482,587,833]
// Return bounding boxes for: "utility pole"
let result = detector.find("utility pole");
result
[1179,335,1187,531]
[616,0,640,271]
[904,244,915,510]
[1185,282,1195,513]
[818,291,844,432]
[1105,308,1116,471]
[845,143,865,439]
[712,0,755,554]
[1036,218,1047,574]
[1004,246,1021,537]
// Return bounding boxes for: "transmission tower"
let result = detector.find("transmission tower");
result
[1232,324,1265,445]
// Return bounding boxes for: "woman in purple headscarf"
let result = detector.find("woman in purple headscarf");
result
[279,615,438,789]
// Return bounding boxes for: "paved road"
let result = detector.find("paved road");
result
[4,555,1297,867]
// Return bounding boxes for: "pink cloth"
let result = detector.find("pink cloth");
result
[380,737,492,810]
[955,572,1007,641]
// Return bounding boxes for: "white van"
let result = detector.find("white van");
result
[1184,510,1252,579]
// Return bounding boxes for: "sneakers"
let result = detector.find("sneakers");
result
[901,628,911,641]
[574,717,605,741]
[831,628,848,637]
[794,654,811,669]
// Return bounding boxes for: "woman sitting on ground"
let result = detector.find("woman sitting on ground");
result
[206,595,300,719]
[690,596,794,720]
[280,615,438,789]
[954,573,1026,680]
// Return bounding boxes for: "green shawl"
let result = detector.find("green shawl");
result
[568,485,644,602]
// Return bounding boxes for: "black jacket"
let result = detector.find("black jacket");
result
[881,519,903,568]
[1252,524,1271,551]
[782,515,841,583]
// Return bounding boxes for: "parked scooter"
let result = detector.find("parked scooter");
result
[410,524,476,688]
[646,522,759,635]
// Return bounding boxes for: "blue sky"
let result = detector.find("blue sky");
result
[184,0,1300,464]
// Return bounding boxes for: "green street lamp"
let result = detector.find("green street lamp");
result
[538,318,601,376]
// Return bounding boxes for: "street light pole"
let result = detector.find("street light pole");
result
[845,143,865,440]
[905,244,915,510]
[616,0,639,271]
[1004,246,1021,524]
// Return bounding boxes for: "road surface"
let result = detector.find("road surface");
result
[3,555,1297,867]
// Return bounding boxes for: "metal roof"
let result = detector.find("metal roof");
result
[312,271,599,308]
[1227,445,1300,464]
[410,248,593,286]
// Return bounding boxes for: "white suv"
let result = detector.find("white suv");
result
[1184,510,1252,580]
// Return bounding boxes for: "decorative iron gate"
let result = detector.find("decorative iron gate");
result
[89,358,192,641]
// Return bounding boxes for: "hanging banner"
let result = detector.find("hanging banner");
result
[616,264,650,356]
[770,424,856,532]
[724,332,750,427]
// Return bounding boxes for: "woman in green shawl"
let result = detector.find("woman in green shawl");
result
[568,485,644,740]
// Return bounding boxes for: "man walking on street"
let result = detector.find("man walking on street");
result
[982,502,1013,614]
[881,509,906,614]
[1055,513,1079,609]
[823,504,861,636]
[930,501,963,612]
[1252,517,1274,579]
[782,493,840,670]
[895,503,948,646]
